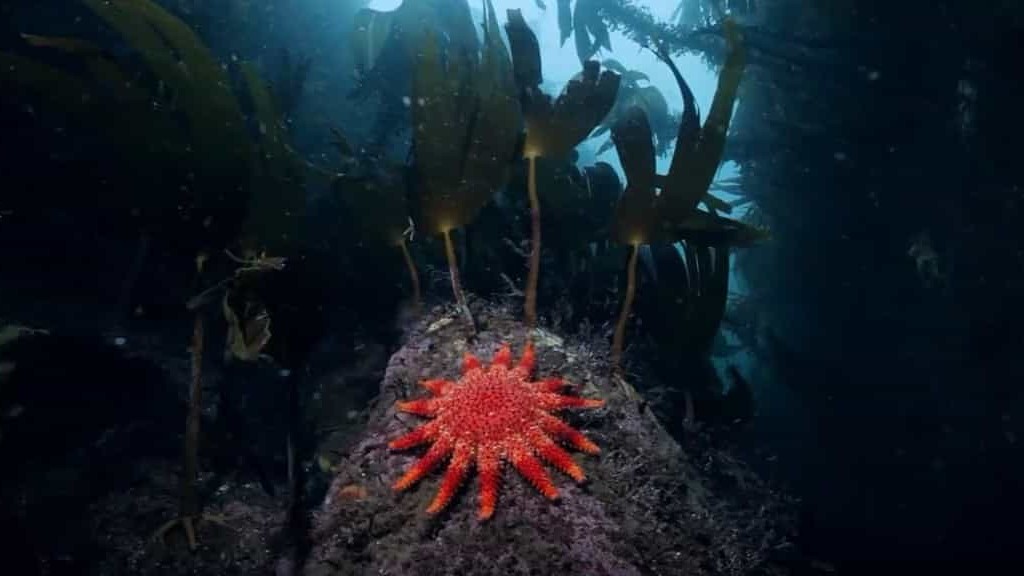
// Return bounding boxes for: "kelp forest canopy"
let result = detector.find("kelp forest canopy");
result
[2,0,1023,573]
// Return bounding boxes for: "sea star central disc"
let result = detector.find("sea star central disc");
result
[388,342,604,519]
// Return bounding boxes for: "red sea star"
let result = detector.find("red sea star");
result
[388,342,605,519]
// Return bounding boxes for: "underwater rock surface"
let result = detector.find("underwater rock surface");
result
[307,304,793,576]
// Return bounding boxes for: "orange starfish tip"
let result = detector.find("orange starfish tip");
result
[518,342,536,373]
[492,343,513,367]
[396,398,437,416]
[420,378,451,395]
[462,352,481,373]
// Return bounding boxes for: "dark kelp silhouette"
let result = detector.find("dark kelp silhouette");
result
[609,19,766,370]
[642,241,734,430]
[554,0,613,64]
[412,0,521,327]
[351,0,479,83]
[78,0,252,550]
[332,139,421,309]
[4,0,314,550]
[593,59,678,157]
[505,8,620,329]
[349,0,481,148]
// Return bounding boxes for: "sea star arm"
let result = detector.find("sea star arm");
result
[531,377,566,393]
[393,436,452,491]
[509,439,559,500]
[477,443,502,519]
[421,378,454,395]
[517,343,535,375]
[388,419,441,450]
[462,352,482,373]
[527,428,586,482]
[539,412,601,455]
[535,392,605,411]
[426,441,474,515]
[492,343,513,367]
[396,398,439,416]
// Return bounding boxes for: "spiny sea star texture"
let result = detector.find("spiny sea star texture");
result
[388,342,605,519]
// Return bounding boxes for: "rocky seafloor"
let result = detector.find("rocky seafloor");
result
[1,302,799,575]
[306,304,796,576]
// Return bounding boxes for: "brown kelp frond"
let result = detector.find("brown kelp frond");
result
[411,30,471,234]
[412,0,520,236]
[0,44,187,170]
[237,62,306,256]
[610,20,749,247]
[660,18,747,220]
[242,63,288,154]
[601,58,649,85]
[272,48,311,120]
[350,6,398,78]
[409,0,518,324]
[82,0,249,165]
[572,0,613,64]
[520,61,621,159]
[341,169,411,249]
[612,121,767,247]
[594,82,675,157]
[505,9,542,92]
[0,51,94,111]
[506,11,619,329]
[20,33,105,55]
[607,25,755,369]
[650,241,731,360]
[611,243,640,371]
[327,124,407,248]
[675,210,766,249]
[609,106,657,245]
[350,0,479,95]
[507,6,619,159]
[463,0,521,203]
[656,41,701,160]
[17,32,143,101]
